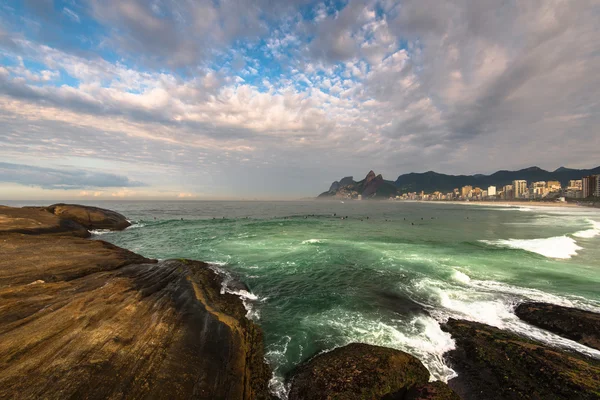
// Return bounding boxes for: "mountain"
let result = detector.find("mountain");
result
[318,170,399,199]
[394,166,600,193]
[318,166,600,199]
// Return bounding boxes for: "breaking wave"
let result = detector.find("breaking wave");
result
[480,236,582,259]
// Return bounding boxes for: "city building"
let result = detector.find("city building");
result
[513,180,527,199]
[461,185,472,198]
[502,184,514,200]
[547,181,561,191]
[530,181,548,199]
[569,180,583,190]
[583,175,599,198]
[487,186,497,197]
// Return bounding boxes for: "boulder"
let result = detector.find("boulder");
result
[288,343,430,400]
[0,205,89,237]
[0,207,272,399]
[406,381,461,400]
[48,203,131,230]
[442,318,600,400]
[515,302,600,350]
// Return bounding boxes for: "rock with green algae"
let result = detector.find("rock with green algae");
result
[288,343,431,400]
[442,318,600,400]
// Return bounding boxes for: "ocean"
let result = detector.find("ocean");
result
[8,200,600,397]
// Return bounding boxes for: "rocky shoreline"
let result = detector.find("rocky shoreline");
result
[0,204,272,399]
[2,204,600,399]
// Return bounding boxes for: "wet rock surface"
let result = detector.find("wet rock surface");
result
[288,343,435,400]
[515,302,600,351]
[442,318,600,400]
[0,205,271,399]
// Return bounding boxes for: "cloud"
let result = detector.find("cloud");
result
[0,0,598,199]
[177,192,196,198]
[62,8,81,23]
[0,162,146,190]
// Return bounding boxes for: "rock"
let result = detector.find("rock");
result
[0,207,272,399]
[47,203,131,230]
[405,381,461,400]
[0,205,89,237]
[288,343,430,400]
[0,233,152,286]
[442,318,600,400]
[515,302,600,350]
[329,181,341,192]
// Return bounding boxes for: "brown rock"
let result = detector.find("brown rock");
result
[47,203,131,230]
[515,302,600,351]
[0,205,89,237]
[405,381,460,400]
[0,206,272,399]
[288,343,430,400]
[442,318,600,400]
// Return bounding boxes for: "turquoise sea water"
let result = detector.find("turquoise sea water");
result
[8,200,600,397]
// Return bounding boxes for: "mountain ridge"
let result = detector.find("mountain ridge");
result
[318,166,600,199]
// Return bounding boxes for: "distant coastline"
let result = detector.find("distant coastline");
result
[420,200,582,208]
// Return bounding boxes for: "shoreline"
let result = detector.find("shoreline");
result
[2,204,600,399]
[433,200,583,208]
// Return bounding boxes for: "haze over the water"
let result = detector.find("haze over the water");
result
[1,0,599,200]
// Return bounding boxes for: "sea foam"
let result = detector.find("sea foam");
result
[480,236,582,259]
[573,219,600,239]
[409,274,600,360]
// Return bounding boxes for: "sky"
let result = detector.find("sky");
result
[0,0,599,200]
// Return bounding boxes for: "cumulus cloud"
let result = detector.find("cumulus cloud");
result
[0,0,598,198]
[0,162,146,190]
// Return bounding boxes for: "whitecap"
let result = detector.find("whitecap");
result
[480,236,582,259]
[301,239,323,244]
[90,229,112,235]
[409,277,600,360]
[304,309,457,383]
[451,270,471,284]
[573,219,600,239]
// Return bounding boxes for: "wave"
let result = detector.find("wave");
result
[573,219,600,239]
[409,272,600,360]
[479,236,582,259]
[303,308,457,384]
[125,222,146,230]
[301,239,323,244]
[90,229,112,236]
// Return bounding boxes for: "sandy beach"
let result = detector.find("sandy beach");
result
[428,200,583,208]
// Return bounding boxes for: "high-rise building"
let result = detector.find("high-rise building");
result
[569,180,582,190]
[461,185,472,198]
[513,180,527,199]
[583,175,599,198]
[547,181,561,192]
[503,184,514,200]
[487,186,497,197]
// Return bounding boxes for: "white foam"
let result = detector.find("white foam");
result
[90,229,112,236]
[573,219,600,239]
[409,277,600,360]
[125,223,146,230]
[301,239,323,244]
[305,309,457,383]
[480,236,582,259]
[266,336,293,399]
[452,270,471,284]
[209,263,263,320]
